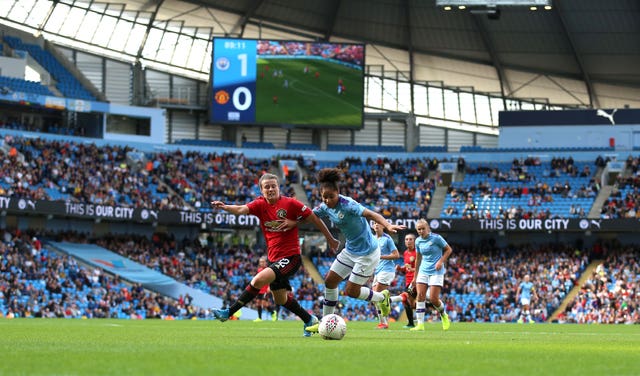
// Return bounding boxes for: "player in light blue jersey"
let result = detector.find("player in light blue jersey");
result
[516,274,538,323]
[305,168,406,333]
[372,222,400,329]
[410,219,452,332]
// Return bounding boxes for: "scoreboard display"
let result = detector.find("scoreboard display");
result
[211,39,257,123]
[210,38,365,129]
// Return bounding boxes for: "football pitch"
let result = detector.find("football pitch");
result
[255,58,364,126]
[0,319,638,376]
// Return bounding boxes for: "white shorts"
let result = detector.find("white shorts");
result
[415,272,444,287]
[520,298,531,306]
[330,247,380,285]
[373,271,395,286]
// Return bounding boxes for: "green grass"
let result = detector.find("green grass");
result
[255,58,363,126]
[0,319,638,376]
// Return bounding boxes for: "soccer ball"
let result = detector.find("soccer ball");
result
[318,314,347,340]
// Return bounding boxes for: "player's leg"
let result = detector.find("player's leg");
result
[428,281,450,331]
[214,267,275,321]
[342,249,390,316]
[254,296,264,322]
[411,281,428,331]
[523,302,532,323]
[372,277,390,328]
[527,305,535,324]
[265,255,311,322]
[268,255,319,336]
[518,299,529,323]
[404,284,417,327]
[270,295,279,321]
[321,250,354,317]
[390,283,415,327]
[271,288,318,336]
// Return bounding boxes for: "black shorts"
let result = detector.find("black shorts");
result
[267,254,302,291]
[256,293,269,300]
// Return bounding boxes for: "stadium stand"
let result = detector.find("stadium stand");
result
[303,157,436,220]
[285,143,320,151]
[242,141,275,149]
[560,247,639,324]
[0,76,54,96]
[0,231,205,320]
[600,156,640,218]
[2,225,635,325]
[174,139,235,148]
[3,36,95,100]
[442,157,600,219]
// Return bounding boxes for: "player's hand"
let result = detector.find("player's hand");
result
[276,218,298,231]
[386,224,407,233]
[211,200,225,209]
[327,237,340,253]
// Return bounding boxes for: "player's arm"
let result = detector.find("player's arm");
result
[436,244,453,271]
[412,252,423,287]
[362,208,406,233]
[302,212,340,252]
[211,201,250,215]
[381,247,400,260]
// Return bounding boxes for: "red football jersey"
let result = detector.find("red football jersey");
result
[246,195,311,261]
[403,248,417,286]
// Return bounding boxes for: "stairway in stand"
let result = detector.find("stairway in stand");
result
[548,259,603,322]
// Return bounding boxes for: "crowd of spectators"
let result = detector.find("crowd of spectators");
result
[303,156,437,221]
[0,229,200,320]
[443,156,601,219]
[0,135,178,208]
[560,245,638,324]
[0,135,272,211]
[146,149,270,211]
[256,41,363,66]
[49,231,318,321]
[440,241,587,323]
[600,156,640,219]
[3,132,622,224]
[2,228,639,325]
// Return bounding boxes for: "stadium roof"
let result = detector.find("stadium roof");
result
[178,0,640,87]
[170,0,640,101]
[3,0,640,108]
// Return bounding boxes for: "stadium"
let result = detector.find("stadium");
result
[0,0,638,375]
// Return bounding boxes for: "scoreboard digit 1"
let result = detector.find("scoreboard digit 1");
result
[211,39,257,123]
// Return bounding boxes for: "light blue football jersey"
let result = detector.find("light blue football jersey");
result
[415,233,448,275]
[375,233,397,274]
[313,195,377,256]
[519,281,534,300]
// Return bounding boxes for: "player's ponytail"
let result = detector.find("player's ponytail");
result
[317,168,341,192]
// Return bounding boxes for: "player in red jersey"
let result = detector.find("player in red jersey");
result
[253,257,276,321]
[390,232,418,328]
[211,173,339,336]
